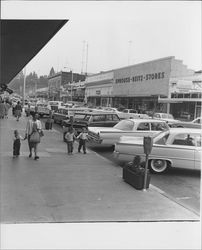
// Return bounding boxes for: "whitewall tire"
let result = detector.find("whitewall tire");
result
[150,159,168,173]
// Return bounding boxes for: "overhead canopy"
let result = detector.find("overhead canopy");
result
[1,19,68,86]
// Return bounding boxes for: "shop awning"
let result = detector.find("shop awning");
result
[1,19,68,86]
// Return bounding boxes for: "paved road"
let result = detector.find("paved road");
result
[52,121,201,215]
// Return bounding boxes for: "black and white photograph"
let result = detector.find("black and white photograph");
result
[0,1,201,249]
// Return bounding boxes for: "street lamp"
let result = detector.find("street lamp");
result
[71,70,73,102]
[22,67,26,108]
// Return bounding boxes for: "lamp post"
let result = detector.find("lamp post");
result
[22,67,26,108]
[71,70,73,102]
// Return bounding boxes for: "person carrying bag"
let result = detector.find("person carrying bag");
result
[28,114,42,160]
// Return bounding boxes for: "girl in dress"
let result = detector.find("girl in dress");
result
[13,130,23,157]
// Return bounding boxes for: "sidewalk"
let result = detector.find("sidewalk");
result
[0,111,200,223]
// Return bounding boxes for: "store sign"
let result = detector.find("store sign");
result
[96,90,101,95]
[115,72,165,84]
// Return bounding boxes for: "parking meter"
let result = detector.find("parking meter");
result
[143,136,153,155]
[143,136,153,191]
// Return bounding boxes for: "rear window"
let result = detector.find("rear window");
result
[114,120,134,131]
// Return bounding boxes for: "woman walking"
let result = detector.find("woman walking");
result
[0,100,6,119]
[25,113,42,160]
[15,101,22,121]
[4,101,11,118]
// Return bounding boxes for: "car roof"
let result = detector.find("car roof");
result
[126,118,167,123]
[74,111,118,115]
[169,128,202,134]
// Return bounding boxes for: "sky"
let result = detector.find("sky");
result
[2,1,202,77]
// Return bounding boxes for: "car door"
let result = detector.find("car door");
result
[167,133,195,169]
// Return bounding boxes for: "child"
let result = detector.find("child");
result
[77,127,88,154]
[65,126,76,154]
[13,130,23,157]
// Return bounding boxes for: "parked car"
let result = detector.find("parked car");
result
[53,107,69,124]
[87,118,169,147]
[170,117,201,129]
[36,102,51,117]
[153,112,179,124]
[179,111,191,120]
[102,107,149,119]
[48,101,64,111]
[62,111,120,140]
[153,112,174,120]
[117,109,149,120]
[54,107,94,125]
[113,128,201,173]
[192,117,201,124]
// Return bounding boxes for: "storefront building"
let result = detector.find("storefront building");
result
[85,56,196,114]
[85,71,114,107]
[159,71,202,119]
[48,71,86,101]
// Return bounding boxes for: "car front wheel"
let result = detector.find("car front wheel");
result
[150,159,167,173]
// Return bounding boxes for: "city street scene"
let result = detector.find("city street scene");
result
[1,1,201,249]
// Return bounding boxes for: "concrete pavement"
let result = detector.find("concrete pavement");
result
[0,111,200,223]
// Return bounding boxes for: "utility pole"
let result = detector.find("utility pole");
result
[81,40,85,74]
[128,40,132,66]
[85,42,88,75]
[71,70,73,102]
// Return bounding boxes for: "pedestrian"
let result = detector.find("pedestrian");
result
[26,103,31,117]
[13,129,24,158]
[12,102,16,116]
[77,127,88,154]
[65,126,76,154]
[25,113,42,160]
[0,100,6,119]
[4,101,11,119]
[15,101,22,121]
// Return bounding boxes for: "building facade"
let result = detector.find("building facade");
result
[48,71,86,102]
[159,71,202,119]
[85,57,197,115]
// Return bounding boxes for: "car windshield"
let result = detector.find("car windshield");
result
[114,120,134,131]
